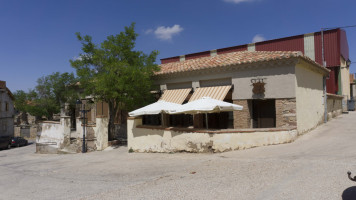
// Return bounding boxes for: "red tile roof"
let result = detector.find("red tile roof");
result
[156,51,329,76]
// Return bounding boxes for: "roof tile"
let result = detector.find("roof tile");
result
[156,51,327,75]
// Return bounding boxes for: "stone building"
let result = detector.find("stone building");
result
[127,51,340,153]
[0,81,14,137]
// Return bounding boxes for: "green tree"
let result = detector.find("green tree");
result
[70,23,159,140]
[13,72,78,120]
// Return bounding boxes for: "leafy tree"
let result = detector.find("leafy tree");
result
[70,23,159,140]
[13,72,78,120]
[36,72,78,109]
[13,90,28,113]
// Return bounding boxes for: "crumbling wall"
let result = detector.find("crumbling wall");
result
[127,117,298,153]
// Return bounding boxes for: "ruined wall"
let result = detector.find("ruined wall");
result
[36,120,67,154]
[127,117,298,153]
[14,125,38,139]
[70,116,109,152]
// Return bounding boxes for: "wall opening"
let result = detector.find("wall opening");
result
[252,99,276,128]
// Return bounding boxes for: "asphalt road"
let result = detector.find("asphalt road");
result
[1,112,356,200]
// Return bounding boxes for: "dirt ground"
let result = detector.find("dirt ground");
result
[1,112,356,200]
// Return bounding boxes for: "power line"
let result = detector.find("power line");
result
[321,25,356,30]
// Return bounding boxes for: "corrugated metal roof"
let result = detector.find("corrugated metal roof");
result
[314,29,340,67]
[255,35,304,53]
[189,86,231,102]
[159,88,191,104]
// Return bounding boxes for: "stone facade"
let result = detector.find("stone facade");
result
[275,98,297,127]
[0,81,14,138]
[233,100,251,129]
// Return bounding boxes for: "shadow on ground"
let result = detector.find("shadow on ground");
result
[342,186,356,200]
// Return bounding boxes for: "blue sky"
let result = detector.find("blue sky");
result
[1,0,356,92]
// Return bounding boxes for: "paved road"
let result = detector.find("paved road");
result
[1,112,356,200]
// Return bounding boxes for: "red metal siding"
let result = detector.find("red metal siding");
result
[326,68,338,94]
[217,44,247,54]
[161,56,180,64]
[314,29,340,67]
[255,35,304,53]
[339,29,349,61]
[185,51,211,60]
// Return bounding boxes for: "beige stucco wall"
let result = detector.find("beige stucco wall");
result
[295,63,325,134]
[340,57,350,100]
[128,118,298,153]
[93,117,109,150]
[231,64,296,99]
[155,63,297,100]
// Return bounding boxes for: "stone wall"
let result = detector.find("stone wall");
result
[233,100,251,129]
[36,119,69,154]
[276,98,297,127]
[127,117,298,153]
[14,125,38,139]
[36,116,108,154]
[15,112,36,126]
[327,94,343,120]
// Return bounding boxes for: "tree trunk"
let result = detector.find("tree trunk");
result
[108,101,118,141]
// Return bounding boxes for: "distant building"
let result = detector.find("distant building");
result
[0,81,15,137]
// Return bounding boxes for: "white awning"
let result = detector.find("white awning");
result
[129,101,182,117]
[169,97,243,115]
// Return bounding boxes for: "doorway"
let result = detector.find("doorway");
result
[252,99,276,128]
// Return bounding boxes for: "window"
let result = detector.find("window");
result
[142,115,161,126]
[5,102,8,112]
[169,114,193,127]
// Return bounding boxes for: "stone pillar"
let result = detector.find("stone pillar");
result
[60,116,71,148]
[94,116,109,150]
[233,100,251,129]
[275,98,297,127]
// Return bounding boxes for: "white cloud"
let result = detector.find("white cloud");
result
[252,34,265,43]
[152,25,184,41]
[144,29,153,34]
[73,56,82,61]
[223,0,255,4]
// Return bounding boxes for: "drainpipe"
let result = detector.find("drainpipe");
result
[323,76,327,123]
[321,28,328,123]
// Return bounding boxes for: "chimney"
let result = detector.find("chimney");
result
[0,81,6,89]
